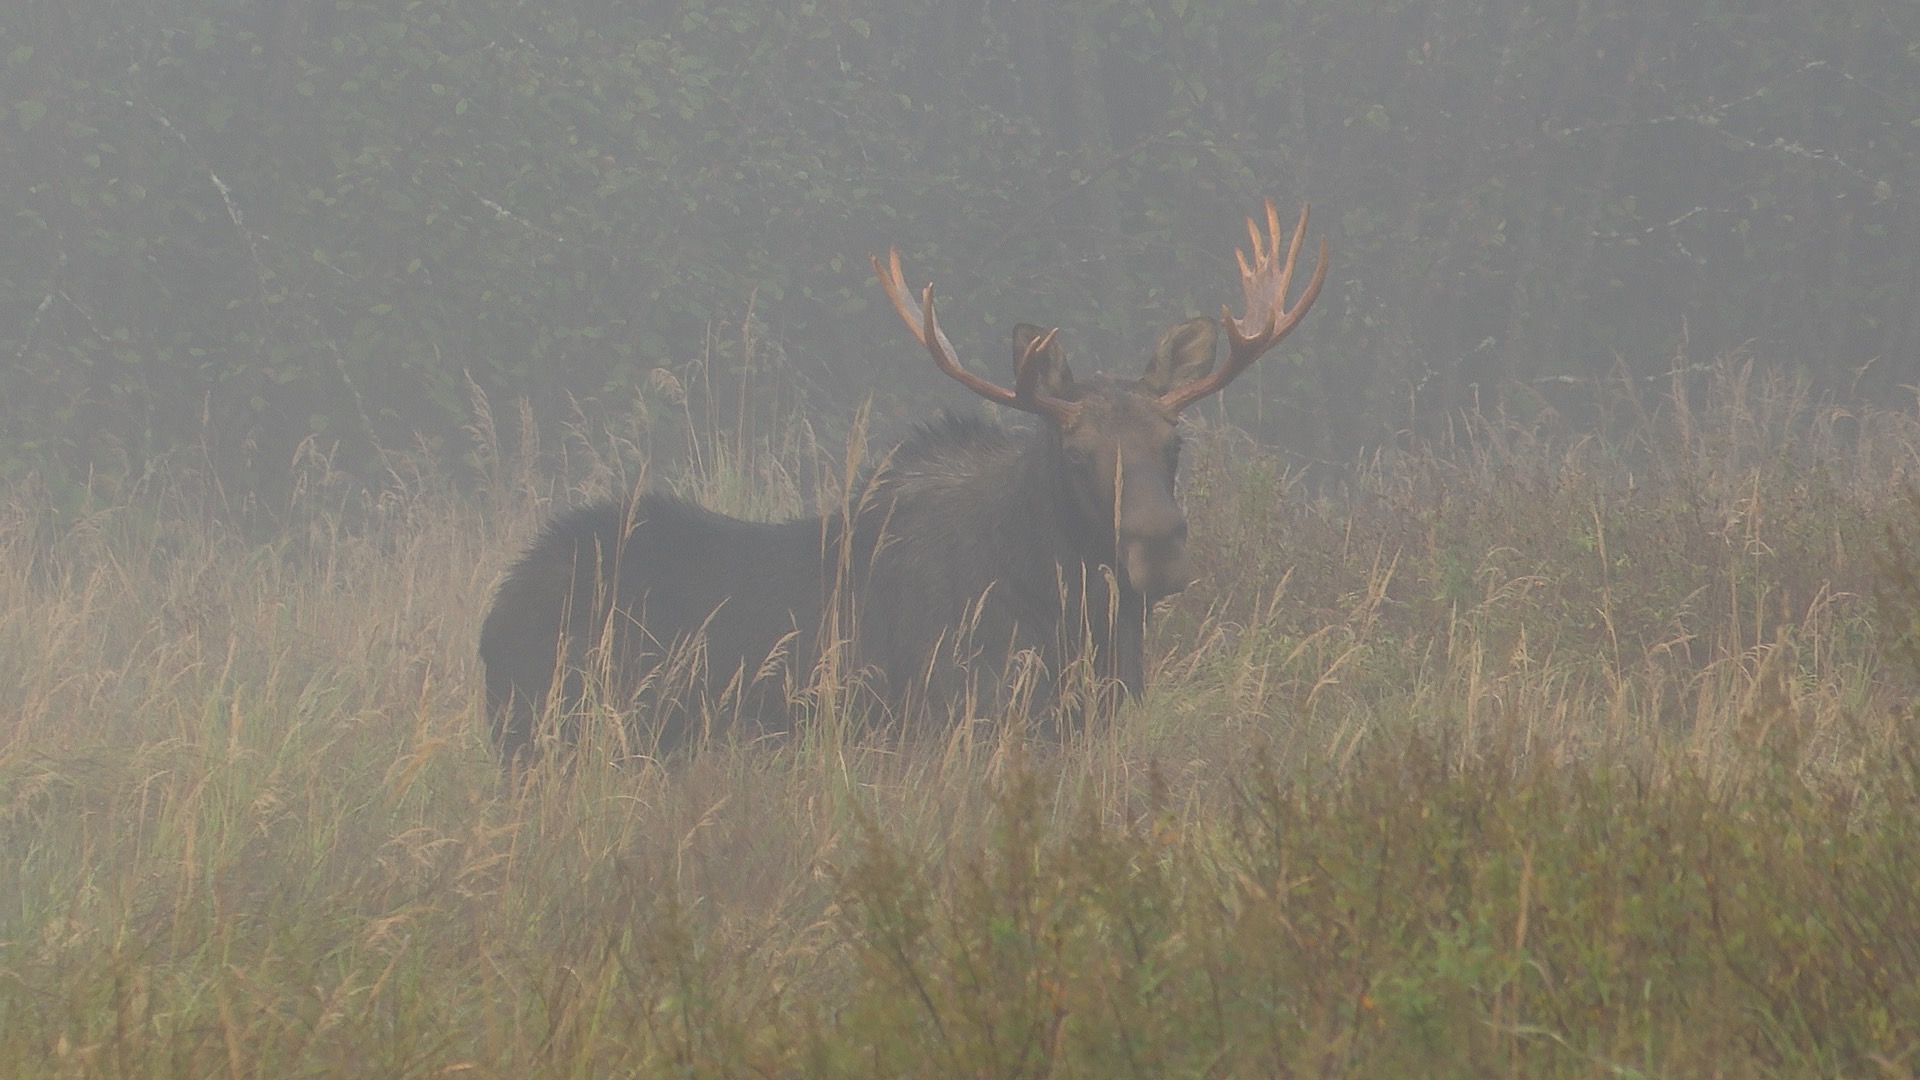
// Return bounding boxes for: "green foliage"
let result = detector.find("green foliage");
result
[830,732,1920,1076]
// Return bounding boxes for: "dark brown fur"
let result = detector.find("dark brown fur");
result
[479,398,1161,762]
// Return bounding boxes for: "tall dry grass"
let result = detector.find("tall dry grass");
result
[3,354,1918,1075]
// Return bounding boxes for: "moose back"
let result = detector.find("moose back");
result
[480,201,1327,761]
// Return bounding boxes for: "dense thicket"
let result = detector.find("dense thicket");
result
[3,0,1914,501]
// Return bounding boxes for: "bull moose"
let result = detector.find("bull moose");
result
[480,200,1328,762]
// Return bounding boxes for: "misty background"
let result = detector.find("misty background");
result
[3,0,1914,508]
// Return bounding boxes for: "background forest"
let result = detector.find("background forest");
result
[3,0,1916,503]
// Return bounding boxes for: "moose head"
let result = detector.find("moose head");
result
[871,200,1329,602]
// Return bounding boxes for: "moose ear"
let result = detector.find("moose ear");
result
[1138,316,1220,395]
[1012,323,1075,399]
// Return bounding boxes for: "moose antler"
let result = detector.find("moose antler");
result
[871,248,1079,424]
[1157,200,1328,414]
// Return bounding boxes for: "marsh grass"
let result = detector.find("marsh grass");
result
[4,356,1920,1076]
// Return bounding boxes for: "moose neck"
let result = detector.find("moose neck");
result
[1021,425,1149,693]
[856,413,1150,697]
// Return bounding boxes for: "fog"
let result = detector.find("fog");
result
[3,0,1914,500]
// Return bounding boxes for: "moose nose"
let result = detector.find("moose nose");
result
[1121,518,1193,599]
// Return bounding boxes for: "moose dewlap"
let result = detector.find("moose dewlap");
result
[479,201,1327,762]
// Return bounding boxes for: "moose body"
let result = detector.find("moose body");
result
[481,414,1148,760]
[479,201,1327,762]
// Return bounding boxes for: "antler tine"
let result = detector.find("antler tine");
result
[1158,200,1328,414]
[917,284,960,388]
[873,248,925,344]
[1270,199,1303,321]
[1012,325,1062,403]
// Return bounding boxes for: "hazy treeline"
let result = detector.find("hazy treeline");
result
[3,0,1914,501]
